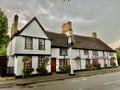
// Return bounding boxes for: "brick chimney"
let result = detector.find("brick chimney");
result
[92,32,97,38]
[11,14,18,36]
[62,21,72,34]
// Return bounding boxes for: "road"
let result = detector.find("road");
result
[1,71,120,90]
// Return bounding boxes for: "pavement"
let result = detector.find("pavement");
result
[0,66,120,85]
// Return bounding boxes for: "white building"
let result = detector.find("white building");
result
[7,15,118,77]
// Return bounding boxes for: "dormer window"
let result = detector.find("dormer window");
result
[84,50,89,55]
[92,51,98,56]
[25,37,33,49]
[109,52,113,56]
[60,48,68,56]
[38,39,45,50]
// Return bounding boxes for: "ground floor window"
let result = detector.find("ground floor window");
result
[59,59,69,66]
[24,56,32,68]
[38,56,45,67]
[86,59,91,64]
[92,59,98,65]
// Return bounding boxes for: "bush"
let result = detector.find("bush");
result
[85,64,93,70]
[36,65,48,75]
[59,65,70,73]
[111,62,116,68]
[93,63,101,69]
[104,64,107,68]
[23,67,34,77]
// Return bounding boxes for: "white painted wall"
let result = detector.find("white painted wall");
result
[14,56,51,76]
[20,20,48,38]
[51,48,118,71]
[8,36,51,55]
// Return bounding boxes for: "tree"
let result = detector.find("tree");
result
[117,52,120,66]
[0,9,9,56]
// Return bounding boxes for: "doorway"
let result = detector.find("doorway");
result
[51,58,56,72]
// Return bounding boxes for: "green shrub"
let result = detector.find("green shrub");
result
[36,65,48,75]
[93,63,101,69]
[111,62,116,68]
[59,65,70,73]
[23,67,34,77]
[85,64,93,70]
[104,64,107,68]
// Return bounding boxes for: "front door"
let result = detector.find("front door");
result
[51,58,56,72]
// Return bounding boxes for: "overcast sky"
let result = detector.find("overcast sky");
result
[1,0,120,49]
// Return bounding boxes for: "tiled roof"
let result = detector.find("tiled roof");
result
[46,31,115,52]
[13,17,115,52]
[46,31,68,48]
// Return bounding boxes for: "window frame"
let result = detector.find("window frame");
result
[60,48,68,56]
[38,56,44,67]
[92,51,98,56]
[109,52,113,56]
[59,59,69,66]
[84,50,89,55]
[24,56,32,68]
[103,51,105,56]
[25,37,33,50]
[38,39,45,50]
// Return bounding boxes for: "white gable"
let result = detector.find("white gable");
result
[20,20,48,38]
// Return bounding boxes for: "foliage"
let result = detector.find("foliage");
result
[22,56,33,78]
[59,65,70,73]
[36,56,49,75]
[0,45,7,56]
[23,67,34,77]
[43,56,49,68]
[85,63,101,70]
[0,9,9,49]
[36,65,48,75]
[93,63,101,69]
[117,52,120,65]
[104,64,107,68]
[111,57,115,60]
[85,64,93,70]
[22,56,30,62]
[110,62,116,68]
[75,56,81,60]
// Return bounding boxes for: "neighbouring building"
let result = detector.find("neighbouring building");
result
[7,15,118,77]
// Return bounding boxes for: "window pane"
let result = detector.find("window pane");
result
[25,37,33,49]
[38,39,45,50]
[60,48,67,56]
[38,56,44,67]
[84,50,89,55]
[59,59,69,66]
[24,56,32,68]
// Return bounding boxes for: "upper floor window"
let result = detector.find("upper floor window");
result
[84,50,89,55]
[92,51,98,56]
[60,48,68,56]
[25,37,33,49]
[109,52,113,56]
[38,39,45,50]
[103,51,105,56]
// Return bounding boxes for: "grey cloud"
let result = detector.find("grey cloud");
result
[1,0,120,48]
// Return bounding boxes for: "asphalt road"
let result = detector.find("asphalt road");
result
[1,71,120,90]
